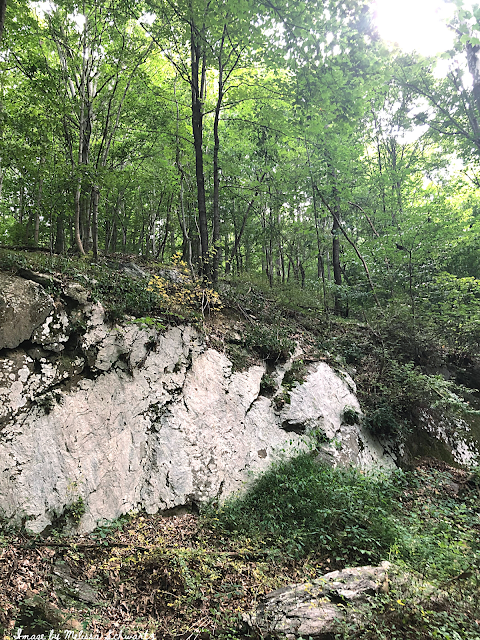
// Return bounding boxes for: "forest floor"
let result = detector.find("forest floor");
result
[1,459,479,640]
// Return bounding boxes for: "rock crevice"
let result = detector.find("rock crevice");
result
[0,273,395,534]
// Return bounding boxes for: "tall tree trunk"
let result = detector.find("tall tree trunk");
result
[74,179,84,254]
[305,139,328,299]
[388,139,401,226]
[18,183,24,224]
[332,209,342,315]
[74,16,89,256]
[372,111,387,221]
[0,157,3,208]
[158,196,172,261]
[466,41,480,117]
[54,213,65,254]
[315,186,383,312]
[0,0,7,45]
[174,76,193,273]
[191,26,209,276]
[212,25,227,285]
[92,184,99,260]
[225,174,266,272]
[34,157,44,246]
[212,84,222,283]
[325,162,344,315]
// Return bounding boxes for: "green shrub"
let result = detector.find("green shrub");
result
[282,359,307,390]
[244,325,295,361]
[64,496,86,524]
[342,406,361,425]
[92,272,161,319]
[397,468,480,581]
[260,373,277,395]
[365,405,402,437]
[273,388,291,409]
[203,453,403,563]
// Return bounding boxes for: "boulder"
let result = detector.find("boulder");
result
[245,562,390,639]
[280,362,390,469]
[0,272,55,350]
[31,305,71,352]
[53,560,101,605]
[63,282,90,305]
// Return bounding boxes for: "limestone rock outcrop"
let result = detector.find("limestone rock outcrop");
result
[0,272,55,350]
[244,562,391,639]
[0,271,396,534]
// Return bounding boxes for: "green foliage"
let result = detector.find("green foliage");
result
[397,469,480,582]
[469,465,480,485]
[340,586,480,640]
[89,513,132,545]
[91,272,162,321]
[131,316,167,331]
[421,272,480,351]
[377,360,476,428]
[244,325,295,361]
[365,404,402,437]
[260,372,277,395]
[273,388,292,409]
[0,250,223,325]
[203,453,403,563]
[204,456,480,595]
[15,595,53,635]
[64,496,86,525]
[48,489,87,533]
[321,313,480,440]
[342,406,361,425]
[282,359,307,390]
[1,462,478,640]
[224,343,255,372]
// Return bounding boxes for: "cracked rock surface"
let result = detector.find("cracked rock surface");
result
[0,273,395,534]
[244,562,391,639]
[0,272,55,350]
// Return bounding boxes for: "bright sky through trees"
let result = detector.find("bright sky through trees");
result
[374,0,460,55]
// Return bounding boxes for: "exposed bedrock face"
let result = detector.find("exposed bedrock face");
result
[0,272,56,350]
[0,271,474,535]
[0,309,393,534]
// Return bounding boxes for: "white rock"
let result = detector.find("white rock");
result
[0,275,398,533]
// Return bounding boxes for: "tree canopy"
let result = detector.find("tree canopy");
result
[1,0,480,333]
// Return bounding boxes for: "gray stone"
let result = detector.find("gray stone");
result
[31,306,71,352]
[53,560,101,604]
[157,267,189,284]
[120,262,150,279]
[0,273,397,534]
[63,282,90,305]
[0,310,392,533]
[0,272,54,349]
[280,362,394,469]
[245,563,390,639]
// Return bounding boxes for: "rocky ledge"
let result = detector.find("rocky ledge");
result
[0,270,399,534]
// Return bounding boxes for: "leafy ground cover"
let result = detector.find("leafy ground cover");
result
[1,252,480,638]
[0,458,479,639]
[0,249,222,326]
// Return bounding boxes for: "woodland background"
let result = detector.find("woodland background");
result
[2,0,480,329]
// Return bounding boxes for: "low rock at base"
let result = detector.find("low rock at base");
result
[244,562,390,639]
